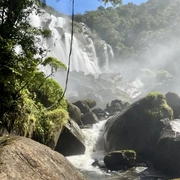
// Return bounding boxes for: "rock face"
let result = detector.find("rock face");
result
[103,92,173,161]
[81,111,99,125]
[68,102,82,125]
[72,100,99,125]
[55,119,86,156]
[166,92,180,118]
[154,119,180,177]
[105,99,130,116]
[105,99,123,115]
[104,150,136,171]
[73,100,91,115]
[92,107,107,120]
[0,136,86,180]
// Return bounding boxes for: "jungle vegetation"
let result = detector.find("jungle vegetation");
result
[74,0,180,76]
[1,0,180,146]
[0,0,68,147]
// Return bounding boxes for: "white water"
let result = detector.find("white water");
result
[66,120,107,174]
[28,9,116,75]
[66,119,149,180]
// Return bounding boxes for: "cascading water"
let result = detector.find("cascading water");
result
[66,119,153,180]
[99,41,114,72]
[28,9,115,75]
[66,120,107,173]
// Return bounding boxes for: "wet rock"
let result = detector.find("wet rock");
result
[103,92,173,161]
[81,111,99,125]
[105,99,123,115]
[67,102,82,125]
[154,119,180,177]
[92,160,106,169]
[105,99,130,116]
[83,99,97,109]
[73,100,90,115]
[0,136,86,180]
[104,150,136,171]
[55,119,85,156]
[166,91,180,118]
[92,107,108,120]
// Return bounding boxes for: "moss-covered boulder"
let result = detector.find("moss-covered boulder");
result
[32,108,68,150]
[83,99,96,109]
[0,136,86,180]
[67,102,82,125]
[104,150,136,171]
[103,92,173,161]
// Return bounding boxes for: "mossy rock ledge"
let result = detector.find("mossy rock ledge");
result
[0,136,86,180]
[103,92,173,161]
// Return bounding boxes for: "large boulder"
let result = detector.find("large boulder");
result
[154,119,180,177]
[73,100,90,115]
[105,99,123,115]
[104,150,136,171]
[55,119,85,156]
[81,111,99,125]
[0,136,86,180]
[105,99,130,116]
[92,107,107,120]
[83,99,96,109]
[166,92,180,119]
[103,92,173,161]
[67,102,82,125]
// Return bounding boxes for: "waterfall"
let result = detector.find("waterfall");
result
[107,44,114,63]
[66,119,150,180]
[28,9,103,75]
[99,41,114,72]
[66,120,107,173]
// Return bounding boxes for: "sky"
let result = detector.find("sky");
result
[46,0,148,15]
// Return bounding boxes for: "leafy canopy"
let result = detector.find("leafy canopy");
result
[101,0,122,6]
[0,0,68,138]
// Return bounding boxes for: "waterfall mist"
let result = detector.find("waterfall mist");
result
[31,0,180,108]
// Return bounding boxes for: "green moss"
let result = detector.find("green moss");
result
[120,150,136,160]
[108,150,137,166]
[5,89,39,138]
[67,101,74,112]
[145,91,165,100]
[2,83,69,149]
[36,78,67,109]
[83,99,96,109]
[32,107,68,148]
[144,92,173,120]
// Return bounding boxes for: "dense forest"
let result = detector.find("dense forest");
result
[74,0,180,76]
[0,0,68,147]
[1,0,180,148]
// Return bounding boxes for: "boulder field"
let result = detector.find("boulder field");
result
[102,91,180,177]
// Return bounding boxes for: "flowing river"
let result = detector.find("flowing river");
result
[66,120,168,180]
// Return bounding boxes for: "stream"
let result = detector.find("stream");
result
[66,120,168,180]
